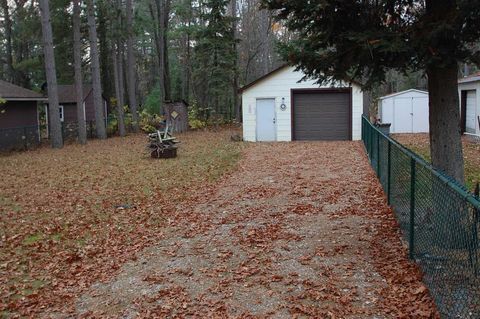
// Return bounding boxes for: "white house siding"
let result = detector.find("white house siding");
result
[458,80,480,136]
[241,66,363,142]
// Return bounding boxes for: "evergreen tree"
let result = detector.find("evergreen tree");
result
[193,0,236,118]
[262,0,480,183]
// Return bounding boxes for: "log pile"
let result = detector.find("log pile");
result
[147,127,179,158]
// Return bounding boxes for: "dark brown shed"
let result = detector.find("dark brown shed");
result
[0,80,46,150]
[55,84,108,124]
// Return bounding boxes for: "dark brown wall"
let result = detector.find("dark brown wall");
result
[63,103,77,123]
[0,101,38,128]
[60,93,106,124]
[84,90,96,122]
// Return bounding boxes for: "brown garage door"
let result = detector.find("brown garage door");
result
[292,89,351,140]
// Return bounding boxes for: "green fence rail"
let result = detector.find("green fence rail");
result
[362,116,480,318]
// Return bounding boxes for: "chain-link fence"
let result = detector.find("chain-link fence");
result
[0,126,41,151]
[362,116,480,318]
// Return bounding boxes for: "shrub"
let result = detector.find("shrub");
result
[144,85,162,115]
[188,100,211,129]
[139,110,165,133]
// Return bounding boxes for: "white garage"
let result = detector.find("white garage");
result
[378,89,429,134]
[459,74,480,136]
[240,65,363,142]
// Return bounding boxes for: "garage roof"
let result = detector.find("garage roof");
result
[459,72,480,84]
[239,65,289,93]
[239,64,362,93]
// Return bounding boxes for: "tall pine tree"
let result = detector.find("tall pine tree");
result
[262,0,480,183]
[193,0,236,118]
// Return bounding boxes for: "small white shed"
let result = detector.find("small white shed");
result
[459,73,480,136]
[378,89,429,134]
[240,65,363,141]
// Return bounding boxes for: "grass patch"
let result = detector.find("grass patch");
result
[393,133,480,191]
[22,234,42,245]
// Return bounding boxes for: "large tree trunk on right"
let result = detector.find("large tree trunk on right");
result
[427,64,465,183]
[73,0,87,144]
[86,0,107,139]
[125,0,139,132]
[39,0,63,148]
[425,0,465,184]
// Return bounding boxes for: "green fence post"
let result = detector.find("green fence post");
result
[369,125,373,159]
[376,130,380,175]
[368,126,371,157]
[362,118,364,142]
[362,117,365,144]
[409,158,416,260]
[387,140,391,205]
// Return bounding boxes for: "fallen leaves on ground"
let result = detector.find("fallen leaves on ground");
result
[1,135,439,318]
[0,128,243,317]
[71,141,437,318]
[393,133,480,190]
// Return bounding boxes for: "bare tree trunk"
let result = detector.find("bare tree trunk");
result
[153,0,165,112]
[86,0,107,139]
[118,42,127,134]
[1,0,14,83]
[157,0,165,102]
[163,0,171,101]
[427,64,465,183]
[98,3,113,102]
[39,0,63,148]
[118,46,126,113]
[231,0,239,121]
[112,42,126,136]
[125,0,139,132]
[73,0,87,144]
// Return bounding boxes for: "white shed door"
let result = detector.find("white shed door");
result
[466,91,477,133]
[412,97,429,133]
[394,98,413,133]
[256,99,276,141]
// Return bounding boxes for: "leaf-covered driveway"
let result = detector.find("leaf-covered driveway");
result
[74,141,437,318]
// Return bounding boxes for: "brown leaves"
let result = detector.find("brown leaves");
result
[0,136,440,317]
[0,129,243,317]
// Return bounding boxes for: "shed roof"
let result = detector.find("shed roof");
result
[458,72,480,84]
[379,89,428,100]
[0,80,46,101]
[57,84,93,104]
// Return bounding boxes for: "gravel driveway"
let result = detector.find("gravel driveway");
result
[72,141,437,318]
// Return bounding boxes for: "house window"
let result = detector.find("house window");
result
[59,105,64,122]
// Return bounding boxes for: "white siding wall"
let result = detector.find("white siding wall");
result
[379,90,429,133]
[458,81,480,136]
[241,66,363,142]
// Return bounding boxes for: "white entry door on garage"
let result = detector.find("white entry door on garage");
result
[256,99,276,141]
[466,90,477,134]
